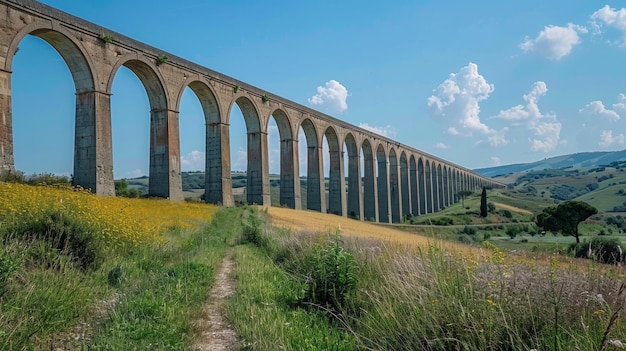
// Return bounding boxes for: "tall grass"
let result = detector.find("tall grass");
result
[243,213,626,351]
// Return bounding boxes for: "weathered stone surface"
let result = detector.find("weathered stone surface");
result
[0,0,503,221]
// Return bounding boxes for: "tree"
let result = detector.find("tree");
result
[457,190,473,208]
[536,200,597,243]
[480,187,488,217]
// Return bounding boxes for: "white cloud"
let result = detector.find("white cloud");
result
[520,23,587,60]
[129,169,144,178]
[579,100,620,122]
[591,5,626,44]
[358,123,398,138]
[579,94,626,124]
[427,62,495,136]
[599,130,625,148]
[496,81,562,153]
[488,127,509,147]
[232,147,247,171]
[529,122,562,152]
[434,142,449,149]
[308,80,349,113]
[490,156,501,165]
[181,150,205,171]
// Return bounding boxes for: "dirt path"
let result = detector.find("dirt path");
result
[192,253,240,351]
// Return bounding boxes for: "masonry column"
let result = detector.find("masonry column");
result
[0,70,14,174]
[247,130,270,205]
[307,145,325,212]
[347,153,362,220]
[205,122,233,206]
[377,156,390,223]
[390,159,401,223]
[328,148,344,216]
[280,137,300,209]
[363,153,377,222]
[74,89,114,196]
[149,108,183,201]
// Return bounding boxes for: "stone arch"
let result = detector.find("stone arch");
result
[107,55,177,199]
[442,165,449,208]
[299,118,322,211]
[362,139,377,221]
[389,148,401,223]
[425,160,433,214]
[344,133,360,219]
[430,162,438,212]
[418,157,426,214]
[400,151,410,219]
[227,95,266,205]
[175,79,225,204]
[409,155,418,216]
[324,125,343,216]
[3,23,117,195]
[268,108,298,208]
[376,143,389,222]
[5,22,96,91]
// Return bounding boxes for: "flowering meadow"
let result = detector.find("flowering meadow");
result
[0,182,217,248]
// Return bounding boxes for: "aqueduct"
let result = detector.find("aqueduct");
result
[0,0,504,223]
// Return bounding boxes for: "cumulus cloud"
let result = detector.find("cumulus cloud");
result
[520,23,587,60]
[490,156,501,165]
[308,80,349,113]
[599,130,625,148]
[358,123,398,138]
[529,122,562,152]
[129,169,144,178]
[427,62,495,135]
[434,142,449,149]
[495,82,562,153]
[591,5,626,44]
[579,94,626,122]
[181,150,205,171]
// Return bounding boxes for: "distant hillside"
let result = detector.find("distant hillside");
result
[475,150,626,177]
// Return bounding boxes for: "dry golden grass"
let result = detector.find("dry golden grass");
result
[494,202,532,214]
[266,207,430,245]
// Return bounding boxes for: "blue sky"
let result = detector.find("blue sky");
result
[11,1,626,178]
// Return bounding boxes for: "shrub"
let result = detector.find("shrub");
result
[505,225,521,239]
[499,209,513,218]
[461,225,476,235]
[240,206,266,247]
[301,233,359,312]
[2,208,104,270]
[0,250,18,296]
[570,237,624,264]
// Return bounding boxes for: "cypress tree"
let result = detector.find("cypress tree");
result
[480,187,488,217]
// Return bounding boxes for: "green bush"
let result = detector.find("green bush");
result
[0,250,19,296]
[461,225,476,235]
[240,206,267,247]
[2,209,104,270]
[302,233,359,312]
[570,237,624,264]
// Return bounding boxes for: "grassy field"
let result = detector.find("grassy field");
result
[2,180,626,350]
